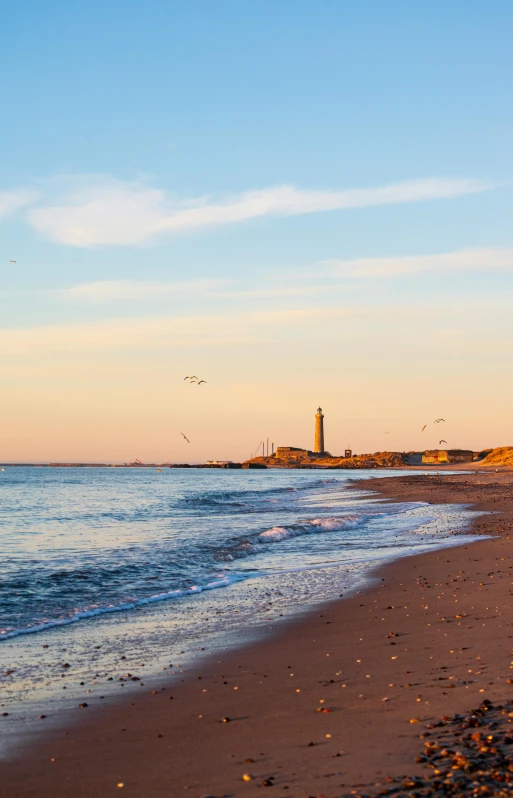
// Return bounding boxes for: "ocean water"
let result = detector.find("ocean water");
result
[0,467,483,747]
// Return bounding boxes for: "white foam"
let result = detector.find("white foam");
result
[258,514,363,542]
[0,573,247,641]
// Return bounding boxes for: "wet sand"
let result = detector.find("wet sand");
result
[2,470,513,797]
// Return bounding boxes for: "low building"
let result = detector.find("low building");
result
[422,449,473,464]
[275,447,310,458]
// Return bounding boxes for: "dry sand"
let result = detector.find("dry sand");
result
[2,470,513,797]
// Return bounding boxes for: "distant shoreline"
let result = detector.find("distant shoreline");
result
[0,462,476,469]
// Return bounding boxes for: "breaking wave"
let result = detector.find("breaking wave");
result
[214,514,370,561]
[0,573,246,641]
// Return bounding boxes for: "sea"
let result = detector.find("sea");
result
[0,466,483,751]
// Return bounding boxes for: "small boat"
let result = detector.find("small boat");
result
[156,468,163,473]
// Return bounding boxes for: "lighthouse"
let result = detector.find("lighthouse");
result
[314,407,325,454]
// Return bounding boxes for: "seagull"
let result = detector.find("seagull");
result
[421,425,427,432]
[9,260,15,263]
[181,432,190,443]
[439,439,447,444]
[197,380,207,385]
[434,418,446,424]
[184,375,199,382]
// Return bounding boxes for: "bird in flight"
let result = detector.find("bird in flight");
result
[181,432,190,443]
[197,380,207,385]
[9,260,16,263]
[184,375,199,382]
[434,418,446,424]
[439,439,447,444]
[421,425,427,432]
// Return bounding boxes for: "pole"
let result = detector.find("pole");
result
[266,438,269,457]
[262,442,264,457]
[272,442,274,455]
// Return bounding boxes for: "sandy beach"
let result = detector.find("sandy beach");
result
[2,469,513,797]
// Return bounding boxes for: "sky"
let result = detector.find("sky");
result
[1,0,512,462]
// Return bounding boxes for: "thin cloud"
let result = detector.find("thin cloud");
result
[0,307,346,356]
[51,247,513,305]
[2,300,506,357]
[322,248,513,278]
[53,279,333,303]
[53,278,233,302]
[27,175,493,247]
[0,189,38,218]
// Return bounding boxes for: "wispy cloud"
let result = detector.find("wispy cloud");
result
[0,308,347,356]
[2,298,508,357]
[53,279,336,303]
[26,175,492,247]
[322,248,513,278]
[0,189,38,218]
[50,247,513,306]
[53,278,232,302]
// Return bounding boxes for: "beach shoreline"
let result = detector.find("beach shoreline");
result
[2,469,513,797]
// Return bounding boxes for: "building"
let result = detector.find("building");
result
[422,449,473,464]
[275,446,310,458]
[314,407,325,454]
[274,447,312,462]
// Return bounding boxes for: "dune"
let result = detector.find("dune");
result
[480,446,513,466]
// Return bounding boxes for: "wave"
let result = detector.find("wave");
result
[178,479,342,510]
[214,514,369,560]
[0,573,247,641]
[259,515,363,542]
[0,510,368,639]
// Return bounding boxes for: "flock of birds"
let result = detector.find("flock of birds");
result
[181,375,208,444]
[184,376,207,385]
[420,418,448,446]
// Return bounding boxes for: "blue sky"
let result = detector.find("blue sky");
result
[1,1,512,461]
